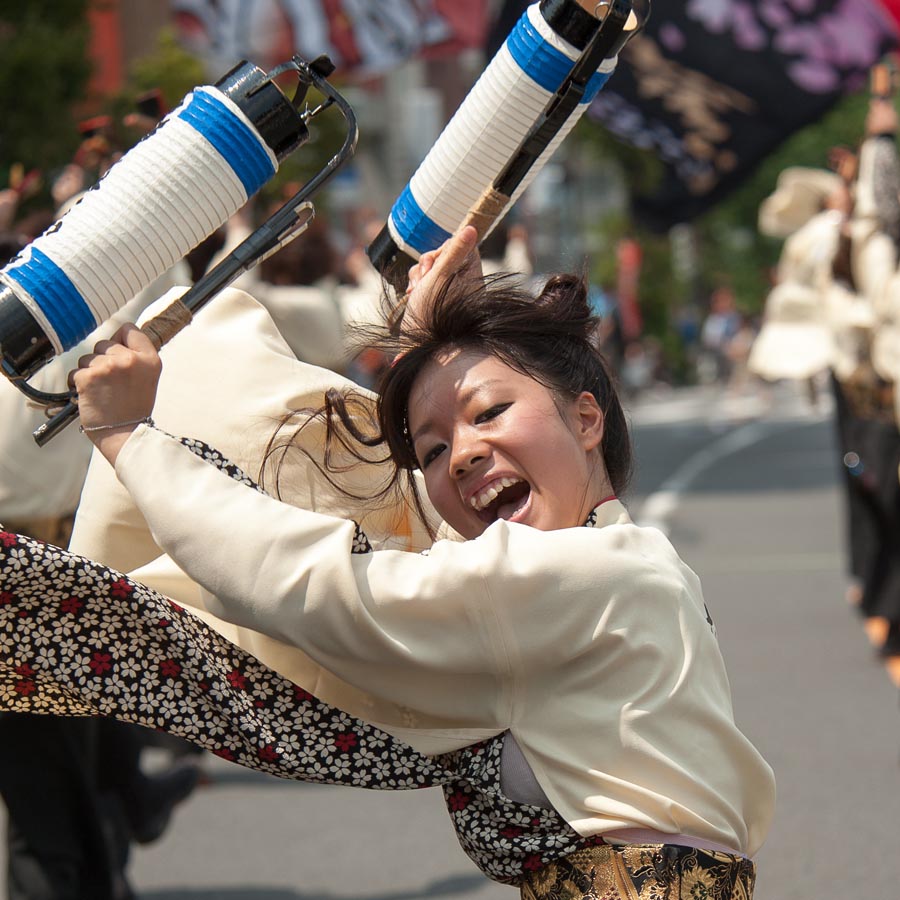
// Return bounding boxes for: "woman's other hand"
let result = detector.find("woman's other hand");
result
[403,226,481,330]
[71,324,162,465]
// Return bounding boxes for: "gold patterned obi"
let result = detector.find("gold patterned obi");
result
[520,843,756,900]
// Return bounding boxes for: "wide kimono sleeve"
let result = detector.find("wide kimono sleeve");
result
[115,423,514,727]
[71,287,436,573]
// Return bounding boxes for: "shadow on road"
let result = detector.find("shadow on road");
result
[633,419,838,495]
[140,872,490,900]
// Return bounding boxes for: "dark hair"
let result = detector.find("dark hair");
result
[0,233,26,267]
[265,271,633,536]
[383,271,631,484]
[260,218,337,286]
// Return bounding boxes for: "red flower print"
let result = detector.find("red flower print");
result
[0,591,14,606]
[254,699,266,708]
[110,578,133,599]
[213,747,235,761]
[293,686,314,702]
[257,744,279,763]
[168,600,183,613]
[198,681,210,693]
[89,652,112,676]
[159,659,181,679]
[60,596,83,615]
[226,670,247,690]
[501,826,524,838]
[523,855,544,871]
[14,664,34,677]
[333,732,358,753]
[0,532,18,547]
[155,619,171,628]
[447,790,471,811]
[14,679,35,696]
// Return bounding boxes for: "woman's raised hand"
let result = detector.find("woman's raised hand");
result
[402,226,481,329]
[70,323,162,465]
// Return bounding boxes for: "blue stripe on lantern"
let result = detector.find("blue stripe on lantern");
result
[179,90,275,196]
[6,248,96,350]
[507,12,611,102]
[390,186,452,256]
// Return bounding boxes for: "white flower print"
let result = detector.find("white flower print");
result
[4,547,28,571]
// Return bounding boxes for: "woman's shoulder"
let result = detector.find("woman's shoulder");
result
[428,513,692,591]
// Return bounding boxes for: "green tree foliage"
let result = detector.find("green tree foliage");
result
[0,0,92,178]
[127,29,207,113]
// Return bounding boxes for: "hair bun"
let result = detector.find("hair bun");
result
[535,273,594,336]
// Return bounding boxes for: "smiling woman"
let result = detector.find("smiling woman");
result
[1,229,774,898]
[379,273,628,539]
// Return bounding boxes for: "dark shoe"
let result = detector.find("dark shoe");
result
[124,760,201,845]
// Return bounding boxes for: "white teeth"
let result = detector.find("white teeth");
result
[469,477,522,511]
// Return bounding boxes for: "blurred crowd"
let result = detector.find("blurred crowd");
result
[745,67,900,691]
[0,118,208,900]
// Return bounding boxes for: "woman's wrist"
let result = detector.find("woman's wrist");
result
[87,417,153,467]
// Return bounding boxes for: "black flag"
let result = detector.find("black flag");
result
[489,0,900,229]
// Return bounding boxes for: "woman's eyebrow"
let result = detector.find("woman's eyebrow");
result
[411,379,504,444]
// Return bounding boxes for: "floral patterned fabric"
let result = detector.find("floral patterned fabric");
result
[0,435,754,895]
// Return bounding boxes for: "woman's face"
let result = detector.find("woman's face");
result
[407,349,609,539]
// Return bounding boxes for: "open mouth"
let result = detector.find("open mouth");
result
[470,478,531,525]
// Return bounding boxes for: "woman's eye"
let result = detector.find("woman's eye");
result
[475,403,511,424]
[420,444,446,468]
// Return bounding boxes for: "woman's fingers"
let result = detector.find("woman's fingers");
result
[69,324,162,446]
[426,226,479,282]
[401,227,483,332]
[406,248,440,294]
[406,227,480,290]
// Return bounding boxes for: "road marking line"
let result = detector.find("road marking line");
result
[636,422,769,534]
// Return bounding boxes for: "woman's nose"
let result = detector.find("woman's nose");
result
[450,433,486,478]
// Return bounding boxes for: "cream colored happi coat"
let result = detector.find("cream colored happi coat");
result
[71,287,775,857]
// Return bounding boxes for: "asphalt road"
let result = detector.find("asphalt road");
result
[8,382,900,899]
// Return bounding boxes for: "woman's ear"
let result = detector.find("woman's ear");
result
[574,391,604,452]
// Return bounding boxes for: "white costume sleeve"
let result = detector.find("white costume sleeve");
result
[116,422,512,724]
[114,422,777,856]
[71,287,435,571]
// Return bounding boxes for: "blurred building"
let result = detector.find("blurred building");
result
[87,0,171,95]
[84,0,617,264]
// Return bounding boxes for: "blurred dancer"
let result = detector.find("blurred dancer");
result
[849,91,900,680]
[752,163,882,616]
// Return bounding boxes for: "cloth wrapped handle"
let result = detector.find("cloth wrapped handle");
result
[139,296,194,350]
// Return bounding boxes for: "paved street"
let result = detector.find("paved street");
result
[8,382,900,899]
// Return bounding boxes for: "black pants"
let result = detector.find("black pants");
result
[0,714,131,900]
[831,375,900,624]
